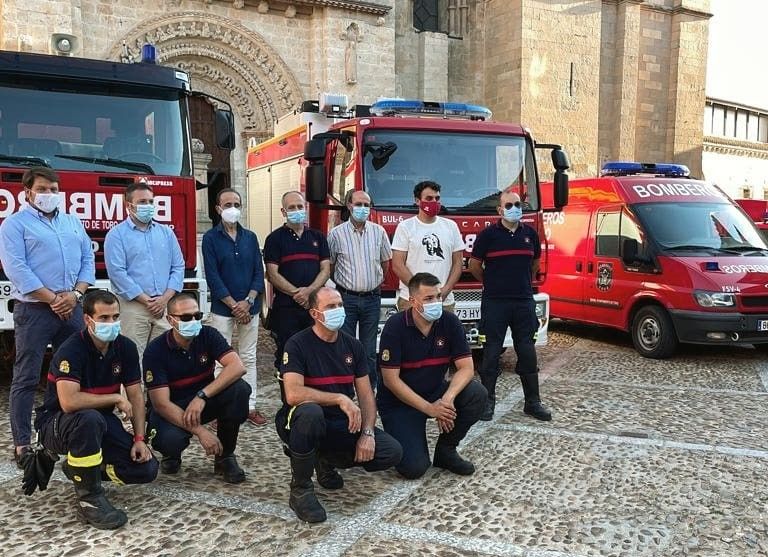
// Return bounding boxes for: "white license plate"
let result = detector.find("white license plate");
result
[758,320,768,332]
[455,308,481,320]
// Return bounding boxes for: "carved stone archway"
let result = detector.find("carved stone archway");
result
[106,12,304,136]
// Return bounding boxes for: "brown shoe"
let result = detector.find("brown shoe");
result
[247,410,267,426]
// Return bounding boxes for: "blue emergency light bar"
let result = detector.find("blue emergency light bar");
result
[601,161,690,178]
[369,99,492,121]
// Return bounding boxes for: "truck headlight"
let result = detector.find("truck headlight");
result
[693,290,735,307]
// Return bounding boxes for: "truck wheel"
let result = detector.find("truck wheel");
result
[631,305,678,359]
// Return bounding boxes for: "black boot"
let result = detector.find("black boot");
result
[315,455,343,490]
[478,363,500,422]
[63,461,127,530]
[289,450,327,523]
[433,438,475,476]
[214,455,246,484]
[519,373,552,421]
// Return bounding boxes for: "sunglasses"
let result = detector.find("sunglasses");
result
[170,312,204,322]
[504,202,522,209]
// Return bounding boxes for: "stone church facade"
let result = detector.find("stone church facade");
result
[0,0,711,225]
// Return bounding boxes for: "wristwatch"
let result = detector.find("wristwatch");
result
[361,428,375,437]
[73,290,84,303]
[196,390,209,401]
[246,295,255,306]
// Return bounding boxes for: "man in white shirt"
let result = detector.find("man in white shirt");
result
[391,181,465,312]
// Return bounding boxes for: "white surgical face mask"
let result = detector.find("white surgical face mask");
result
[221,207,241,224]
[32,192,61,214]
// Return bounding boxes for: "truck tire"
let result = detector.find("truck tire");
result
[631,305,678,359]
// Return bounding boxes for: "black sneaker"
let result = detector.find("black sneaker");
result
[214,455,246,484]
[161,457,181,474]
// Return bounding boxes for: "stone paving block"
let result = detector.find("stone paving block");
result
[383,428,768,557]
[498,380,768,451]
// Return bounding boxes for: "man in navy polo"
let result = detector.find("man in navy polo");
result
[469,190,551,422]
[378,272,486,480]
[263,190,330,369]
[143,292,251,483]
[277,286,402,523]
[37,290,158,530]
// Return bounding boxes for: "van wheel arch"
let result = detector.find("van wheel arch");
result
[629,303,678,359]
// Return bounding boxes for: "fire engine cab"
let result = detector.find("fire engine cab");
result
[735,198,768,243]
[543,162,768,358]
[247,94,569,350]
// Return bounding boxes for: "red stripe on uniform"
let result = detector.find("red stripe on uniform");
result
[486,249,534,258]
[281,253,320,264]
[81,384,121,394]
[401,357,451,369]
[304,375,355,386]
[170,370,214,388]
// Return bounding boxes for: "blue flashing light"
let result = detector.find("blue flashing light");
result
[369,98,492,121]
[601,161,690,178]
[141,43,157,64]
[704,261,720,271]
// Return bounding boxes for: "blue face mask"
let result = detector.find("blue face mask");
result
[351,206,370,222]
[286,209,306,225]
[319,307,346,331]
[177,319,202,338]
[91,321,121,342]
[134,204,155,224]
[418,301,443,322]
[503,206,523,223]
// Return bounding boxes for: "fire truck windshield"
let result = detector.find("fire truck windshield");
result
[634,202,768,253]
[0,83,190,176]
[363,130,536,214]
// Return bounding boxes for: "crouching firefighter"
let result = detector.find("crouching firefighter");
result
[276,287,402,523]
[35,290,158,529]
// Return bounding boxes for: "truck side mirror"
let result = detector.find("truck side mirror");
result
[306,164,327,203]
[214,109,235,150]
[622,238,639,265]
[554,171,568,208]
[551,148,570,171]
[304,137,326,162]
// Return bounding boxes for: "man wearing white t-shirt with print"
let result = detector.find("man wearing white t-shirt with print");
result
[391,181,465,312]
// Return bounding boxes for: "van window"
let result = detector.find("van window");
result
[595,210,620,256]
[620,207,646,257]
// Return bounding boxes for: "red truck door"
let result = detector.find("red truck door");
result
[547,207,593,321]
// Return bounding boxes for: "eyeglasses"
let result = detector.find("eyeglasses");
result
[504,202,522,209]
[170,311,204,322]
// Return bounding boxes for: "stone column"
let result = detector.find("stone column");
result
[418,31,449,100]
[612,0,642,161]
[192,138,213,235]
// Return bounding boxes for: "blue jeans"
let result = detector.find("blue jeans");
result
[11,302,83,446]
[340,292,381,388]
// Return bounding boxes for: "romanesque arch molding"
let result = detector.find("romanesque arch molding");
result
[106,12,304,135]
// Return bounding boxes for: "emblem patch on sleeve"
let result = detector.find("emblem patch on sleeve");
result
[282,352,289,365]
[145,370,154,383]
[59,360,70,374]
[381,349,390,362]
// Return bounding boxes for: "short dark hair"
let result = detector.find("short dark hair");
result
[216,188,241,205]
[408,272,441,295]
[22,167,59,188]
[83,290,119,316]
[167,292,198,313]
[414,180,440,199]
[125,182,153,203]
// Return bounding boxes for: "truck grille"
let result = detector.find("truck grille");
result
[453,289,483,303]
[741,295,768,309]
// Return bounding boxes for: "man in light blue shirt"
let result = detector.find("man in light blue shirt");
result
[104,183,184,359]
[0,167,95,467]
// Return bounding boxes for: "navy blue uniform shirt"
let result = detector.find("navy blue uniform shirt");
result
[377,310,471,411]
[43,331,141,414]
[202,222,265,316]
[470,220,541,299]
[142,326,233,404]
[279,327,368,423]
[263,225,329,308]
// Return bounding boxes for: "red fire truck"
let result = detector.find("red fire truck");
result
[542,162,768,358]
[735,198,768,243]
[246,95,569,350]
[0,49,234,349]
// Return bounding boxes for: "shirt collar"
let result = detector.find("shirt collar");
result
[216,221,241,237]
[24,204,59,221]
[80,329,117,358]
[164,328,198,351]
[346,220,367,234]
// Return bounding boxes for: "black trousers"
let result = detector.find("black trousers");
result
[38,409,158,484]
[479,297,539,381]
[269,303,313,370]
[275,403,402,471]
[148,379,251,458]
[379,380,486,479]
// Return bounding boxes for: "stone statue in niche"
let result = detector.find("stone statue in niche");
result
[342,23,361,85]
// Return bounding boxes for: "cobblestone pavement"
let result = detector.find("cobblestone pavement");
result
[0,322,766,556]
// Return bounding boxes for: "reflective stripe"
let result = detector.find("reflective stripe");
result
[285,405,298,431]
[67,450,103,468]
[105,464,125,485]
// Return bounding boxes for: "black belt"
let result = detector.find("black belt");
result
[336,285,380,297]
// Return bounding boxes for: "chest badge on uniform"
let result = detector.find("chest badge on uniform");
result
[344,354,354,366]
[145,370,154,383]
[436,337,446,348]
[381,349,390,362]
[112,363,121,376]
[312,241,318,247]
[524,237,531,244]
[59,360,70,374]
[200,353,208,365]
